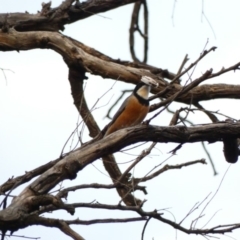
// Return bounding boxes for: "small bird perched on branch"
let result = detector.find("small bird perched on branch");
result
[104,76,158,136]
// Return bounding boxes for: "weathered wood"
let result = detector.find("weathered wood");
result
[0,0,138,32]
[1,122,240,232]
[1,29,240,105]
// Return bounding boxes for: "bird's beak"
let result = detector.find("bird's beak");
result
[141,76,159,87]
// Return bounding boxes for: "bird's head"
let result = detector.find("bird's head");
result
[134,76,158,100]
[140,76,159,88]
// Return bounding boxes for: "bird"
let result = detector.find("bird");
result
[104,76,158,136]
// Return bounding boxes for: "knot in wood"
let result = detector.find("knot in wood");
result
[71,47,78,53]
[64,161,79,180]
[40,36,50,47]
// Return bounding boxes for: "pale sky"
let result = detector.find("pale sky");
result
[1,1,240,240]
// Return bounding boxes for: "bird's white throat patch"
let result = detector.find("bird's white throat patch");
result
[136,85,150,99]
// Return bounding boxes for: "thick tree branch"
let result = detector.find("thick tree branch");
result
[68,67,99,138]
[0,158,61,195]
[1,30,240,105]
[2,1,240,239]
[1,122,240,230]
[67,57,142,206]
[32,217,85,240]
[0,0,139,32]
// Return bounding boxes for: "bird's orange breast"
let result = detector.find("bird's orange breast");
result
[105,95,149,136]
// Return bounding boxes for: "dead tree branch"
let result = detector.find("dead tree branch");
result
[133,159,206,184]
[0,158,61,195]
[67,59,142,206]
[129,0,149,63]
[34,202,240,237]
[31,216,85,240]
[0,0,139,32]
[1,30,240,105]
[1,122,240,232]
[2,1,240,240]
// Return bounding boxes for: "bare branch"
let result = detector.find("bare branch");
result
[176,54,189,77]
[0,67,14,85]
[33,217,85,240]
[171,46,216,84]
[0,233,40,240]
[56,183,146,199]
[134,159,206,184]
[180,192,211,226]
[117,142,156,186]
[1,1,240,239]
[68,60,142,207]
[1,30,240,105]
[129,0,149,63]
[201,141,218,176]
[0,0,139,32]
[194,102,219,123]
[141,217,152,240]
[66,217,146,225]
[148,68,213,120]
[193,165,231,229]
[0,158,61,194]
[68,67,100,138]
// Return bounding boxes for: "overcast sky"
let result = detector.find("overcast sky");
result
[1,1,240,240]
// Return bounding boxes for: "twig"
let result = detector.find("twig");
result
[134,159,206,184]
[166,106,193,126]
[141,217,152,240]
[0,67,14,85]
[201,142,218,176]
[129,0,149,63]
[201,1,216,39]
[179,192,212,226]
[169,107,189,126]
[177,54,189,76]
[56,183,146,199]
[32,201,240,236]
[194,102,218,123]
[171,46,216,84]
[148,68,213,120]
[34,216,85,240]
[0,233,40,239]
[60,118,83,157]
[201,209,222,229]
[193,165,231,229]
[117,142,156,186]
[148,85,172,101]
[183,39,209,86]
[66,217,146,225]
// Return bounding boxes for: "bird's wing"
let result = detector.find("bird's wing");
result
[107,96,130,128]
